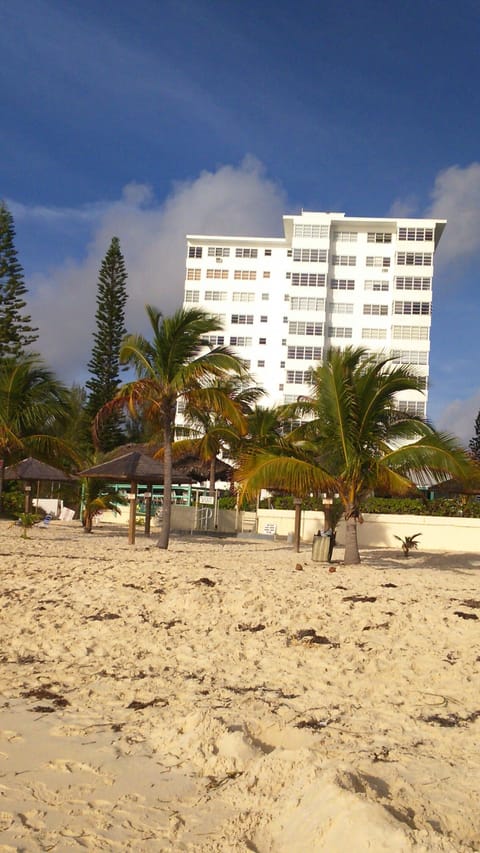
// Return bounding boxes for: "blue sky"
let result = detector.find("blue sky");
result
[1,0,480,442]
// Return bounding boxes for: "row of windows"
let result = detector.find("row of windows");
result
[287,345,322,359]
[286,370,314,383]
[188,246,272,258]
[292,248,328,263]
[189,290,270,302]
[331,278,355,290]
[393,301,431,315]
[397,400,426,416]
[332,254,356,266]
[398,227,433,242]
[391,350,428,365]
[367,232,392,243]
[231,314,268,324]
[397,252,432,266]
[334,231,357,242]
[331,302,354,314]
[290,273,326,287]
[362,328,387,340]
[294,224,329,238]
[289,321,323,335]
[290,297,325,310]
[328,327,352,338]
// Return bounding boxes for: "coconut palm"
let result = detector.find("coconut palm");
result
[176,377,263,495]
[98,305,247,549]
[236,347,473,564]
[0,357,78,510]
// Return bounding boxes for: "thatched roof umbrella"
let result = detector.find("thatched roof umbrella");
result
[3,456,78,514]
[78,451,194,545]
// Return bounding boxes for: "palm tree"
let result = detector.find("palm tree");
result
[236,347,473,564]
[82,478,127,533]
[99,305,248,549]
[0,357,77,510]
[177,377,262,495]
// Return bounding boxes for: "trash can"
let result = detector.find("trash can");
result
[312,531,331,562]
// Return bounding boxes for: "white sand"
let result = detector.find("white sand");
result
[0,520,479,851]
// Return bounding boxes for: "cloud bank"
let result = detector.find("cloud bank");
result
[26,159,286,384]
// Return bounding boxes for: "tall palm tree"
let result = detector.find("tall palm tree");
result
[99,305,248,549]
[236,347,473,564]
[0,357,77,510]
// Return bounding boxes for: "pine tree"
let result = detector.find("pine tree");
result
[0,200,38,358]
[86,237,128,452]
[469,410,480,461]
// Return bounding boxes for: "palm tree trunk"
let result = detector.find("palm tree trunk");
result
[209,456,216,498]
[344,504,361,564]
[157,417,173,549]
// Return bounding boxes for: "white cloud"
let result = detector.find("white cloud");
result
[27,159,286,384]
[424,162,480,268]
[435,391,480,446]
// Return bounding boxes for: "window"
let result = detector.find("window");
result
[283,316,288,323]
[231,314,254,324]
[393,301,431,316]
[330,302,354,314]
[328,327,353,338]
[235,247,258,258]
[188,246,202,258]
[366,256,391,267]
[260,315,268,323]
[364,279,389,291]
[395,277,431,291]
[396,400,426,417]
[392,325,429,340]
[332,254,356,266]
[280,361,285,368]
[286,369,314,383]
[290,297,325,311]
[367,232,392,243]
[287,346,322,359]
[229,336,252,347]
[396,252,432,266]
[293,248,328,262]
[363,304,388,315]
[294,223,329,238]
[257,360,265,367]
[186,268,201,280]
[206,268,229,279]
[208,246,230,257]
[362,328,387,339]
[288,321,323,335]
[261,293,270,300]
[232,291,255,302]
[330,278,355,290]
[234,270,257,280]
[398,227,434,242]
[184,290,200,303]
[259,337,267,344]
[334,231,357,242]
[204,290,227,301]
[205,334,224,346]
[265,248,272,256]
[291,273,326,287]
[263,271,271,278]
[391,350,428,365]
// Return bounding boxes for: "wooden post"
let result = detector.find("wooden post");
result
[128,481,137,546]
[144,491,152,536]
[24,483,32,514]
[293,497,302,553]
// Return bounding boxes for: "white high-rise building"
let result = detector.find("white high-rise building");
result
[183,211,446,418]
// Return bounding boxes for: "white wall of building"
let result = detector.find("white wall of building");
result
[183,210,446,417]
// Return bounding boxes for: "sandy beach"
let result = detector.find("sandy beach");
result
[0,520,479,851]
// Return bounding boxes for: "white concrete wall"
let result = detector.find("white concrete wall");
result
[335,513,480,553]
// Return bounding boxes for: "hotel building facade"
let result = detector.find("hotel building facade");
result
[183,211,446,417]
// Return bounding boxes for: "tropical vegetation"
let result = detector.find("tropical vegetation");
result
[236,347,474,564]
[97,305,248,548]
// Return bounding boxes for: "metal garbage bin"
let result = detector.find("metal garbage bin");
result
[312,531,331,562]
